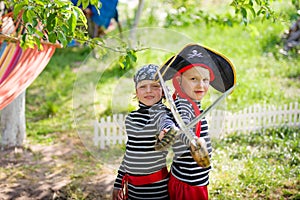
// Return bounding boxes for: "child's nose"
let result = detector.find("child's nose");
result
[198,80,209,89]
[146,85,152,92]
[197,80,205,87]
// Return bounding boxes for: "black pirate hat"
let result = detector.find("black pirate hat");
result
[159,43,236,93]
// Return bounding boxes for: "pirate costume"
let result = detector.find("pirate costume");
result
[113,64,174,200]
[159,43,236,200]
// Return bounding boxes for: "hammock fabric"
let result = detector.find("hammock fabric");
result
[0,40,56,110]
[0,11,59,110]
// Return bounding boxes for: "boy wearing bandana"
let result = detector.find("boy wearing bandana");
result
[159,44,236,200]
[112,64,174,200]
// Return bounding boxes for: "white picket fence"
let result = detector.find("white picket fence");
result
[94,102,300,149]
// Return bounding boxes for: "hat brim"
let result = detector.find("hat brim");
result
[158,43,236,93]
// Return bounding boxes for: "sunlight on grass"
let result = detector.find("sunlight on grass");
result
[209,127,300,199]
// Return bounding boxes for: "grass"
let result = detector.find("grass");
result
[210,127,300,199]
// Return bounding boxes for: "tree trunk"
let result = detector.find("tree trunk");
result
[129,0,145,43]
[0,91,26,149]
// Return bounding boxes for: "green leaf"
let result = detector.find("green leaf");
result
[68,13,77,34]
[55,0,67,7]
[48,32,57,43]
[34,0,44,6]
[229,0,238,7]
[257,8,262,16]
[118,55,126,69]
[255,0,262,6]
[25,35,35,49]
[35,30,45,38]
[26,24,35,34]
[241,7,248,19]
[22,10,29,23]
[127,50,137,63]
[249,0,254,6]
[34,36,42,50]
[13,3,27,18]
[245,4,256,17]
[20,33,27,48]
[26,9,35,22]
[75,0,82,6]
[73,6,87,27]
[90,0,99,7]
[57,31,68,47]
[32,18,38,28]
[92,1,101,15]
[46,14,57,32]
[61,25,69,34]
[81,0,89,9]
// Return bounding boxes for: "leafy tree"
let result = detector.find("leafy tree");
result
[164,0,297,27]
[3,0,138,65]
[3,0,95,48]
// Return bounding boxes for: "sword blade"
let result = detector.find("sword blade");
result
[186,86,235,129]
[157,70,197,145]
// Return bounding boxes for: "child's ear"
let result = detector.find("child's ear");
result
[176,76,181,84]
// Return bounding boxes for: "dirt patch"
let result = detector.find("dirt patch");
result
[0,133,118,200]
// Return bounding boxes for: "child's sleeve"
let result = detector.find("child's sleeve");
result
[159,114,174,131]
[158,108,175,131]
[177,110,194,146]
[113,159,126,189]
[114,116,128,189]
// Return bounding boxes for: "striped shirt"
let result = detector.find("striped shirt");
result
[171,96,212,186]
[114,100,174,200]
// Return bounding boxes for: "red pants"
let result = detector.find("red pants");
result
[168,173,208,200]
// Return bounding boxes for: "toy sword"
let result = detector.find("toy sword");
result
[186,85,235,129]
[157,70,198,146]
[157,70,235,168]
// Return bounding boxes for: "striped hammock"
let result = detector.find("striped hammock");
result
[0,11,60,110]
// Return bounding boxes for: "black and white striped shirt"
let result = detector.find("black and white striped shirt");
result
[171,96,212,186]
[114,100,174,200]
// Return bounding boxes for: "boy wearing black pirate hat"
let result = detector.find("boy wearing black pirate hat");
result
[159,43,236,200]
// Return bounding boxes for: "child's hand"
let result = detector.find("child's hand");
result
[158,128,169,141]
[154,125,179,151]
[112,188,123,200]
[190,137,210,168]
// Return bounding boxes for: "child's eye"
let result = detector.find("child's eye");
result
[152,85,161,89]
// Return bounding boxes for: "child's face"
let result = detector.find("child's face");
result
[136,80,162,106]
[178,66,210,100]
